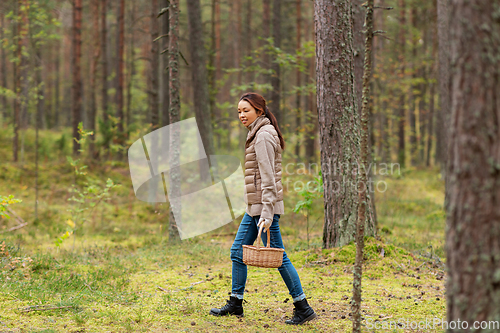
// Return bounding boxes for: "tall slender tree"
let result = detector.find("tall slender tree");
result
[269,0,282,125]
[262,0,271,87]
[160,0,170,127]
[294,0,302,159]
[0,11,8,122]
[436,0,450,172]
[13,0,20,162]
[89,0,100,157]
[149,0,160,128]
[352,2,374,331]
[187,0,216,172]
[168,0,181,243]
[116,0,125,138]
[72,0,83,155]
[397,0,406,167]
[101,0,109,146]
[408,7,418,165]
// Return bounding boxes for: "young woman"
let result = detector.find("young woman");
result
[209,92,317,325]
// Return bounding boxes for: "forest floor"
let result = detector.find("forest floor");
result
[0,129,447,332]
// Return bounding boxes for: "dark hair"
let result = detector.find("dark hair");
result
[239,92,285,150]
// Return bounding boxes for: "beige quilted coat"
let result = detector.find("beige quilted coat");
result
[243,114,284,219]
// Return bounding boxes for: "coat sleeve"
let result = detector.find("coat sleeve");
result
[254,130,278,220]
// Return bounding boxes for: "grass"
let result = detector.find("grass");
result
[0,127,447,332]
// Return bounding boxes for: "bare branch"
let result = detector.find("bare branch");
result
[157,6,170,18]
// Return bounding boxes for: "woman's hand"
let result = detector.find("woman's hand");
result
[257,217,272,233]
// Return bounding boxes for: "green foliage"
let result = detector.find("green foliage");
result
[293,170,323,215]
[228,38,315,97]
[57,123,120,248]
[1,0,61,114]
[0,195,22,219]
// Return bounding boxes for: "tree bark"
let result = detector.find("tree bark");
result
[72,0,83,155]
[101,0,109,146]
[408,7,418,166]
[214,0,221,149]
[316,0,375,248]
[305,1,316,165]
[397,0,406,167]
[208,0,216,148]
[126,1,136,132]
[262,0,271,85]
[116,0,125,138]
[149,0,160,128]
[436,0,450,172]
[352,2,373,331]
[160,0,170,127]
[168,0,181,244]
[353,0,377,230]
[0,12,8,122]
[54,39,61,129]
[13,0,20,162]
[294,0,302,160]
[446,1,500,329]
[187,0,217,164]
[269,0,282,125]
[89,0,100,158]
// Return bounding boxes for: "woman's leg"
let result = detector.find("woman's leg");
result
[230,212,259,299]
[260,214,306,302]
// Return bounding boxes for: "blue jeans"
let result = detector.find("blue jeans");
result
[230,212,306,302]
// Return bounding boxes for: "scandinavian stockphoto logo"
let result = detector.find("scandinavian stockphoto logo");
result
[128,117,246,240]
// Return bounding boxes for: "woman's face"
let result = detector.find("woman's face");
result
[238,100,260,127]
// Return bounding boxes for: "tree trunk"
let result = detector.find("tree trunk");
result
[0,12,8,122]
[54,39,61,129]
[305,2,316,165]
[352,0,364,112]
[316,0,375,249]
[35,46,43,221]
[187,0,217,165]
[446,1,500,329]
[262,0,271,85]
[408,7,418,166]
[116,0,125,138]
[126,1,136,133]
[149,0,160,128]
[19,1,28,132]
[212,0,221,149]
[13,0,20,162]
[353,0,377,231]
[352,2,374,331]
[426,80,435,167]
[436,0,450,173]
[418,67,427,164]
[72,0,83,155]
[397,0,406,167]
[294,0,302,160]
[101,0,109,147]
[269,0,281,125]
[168,0,181,244]
[160,0,170,127]
[208,0,216,149]
[89,0,100,158]
[426,16,437,167]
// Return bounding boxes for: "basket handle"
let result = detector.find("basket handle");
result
[256,224,271,249]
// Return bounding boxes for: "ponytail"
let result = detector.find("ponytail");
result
[264,105,285,151]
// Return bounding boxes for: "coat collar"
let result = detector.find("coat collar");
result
[245,115,270,148]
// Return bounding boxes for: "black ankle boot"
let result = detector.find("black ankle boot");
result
[209,296,244,317]
[285,298,317,325]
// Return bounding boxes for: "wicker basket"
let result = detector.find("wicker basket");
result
[242,225,284,268]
